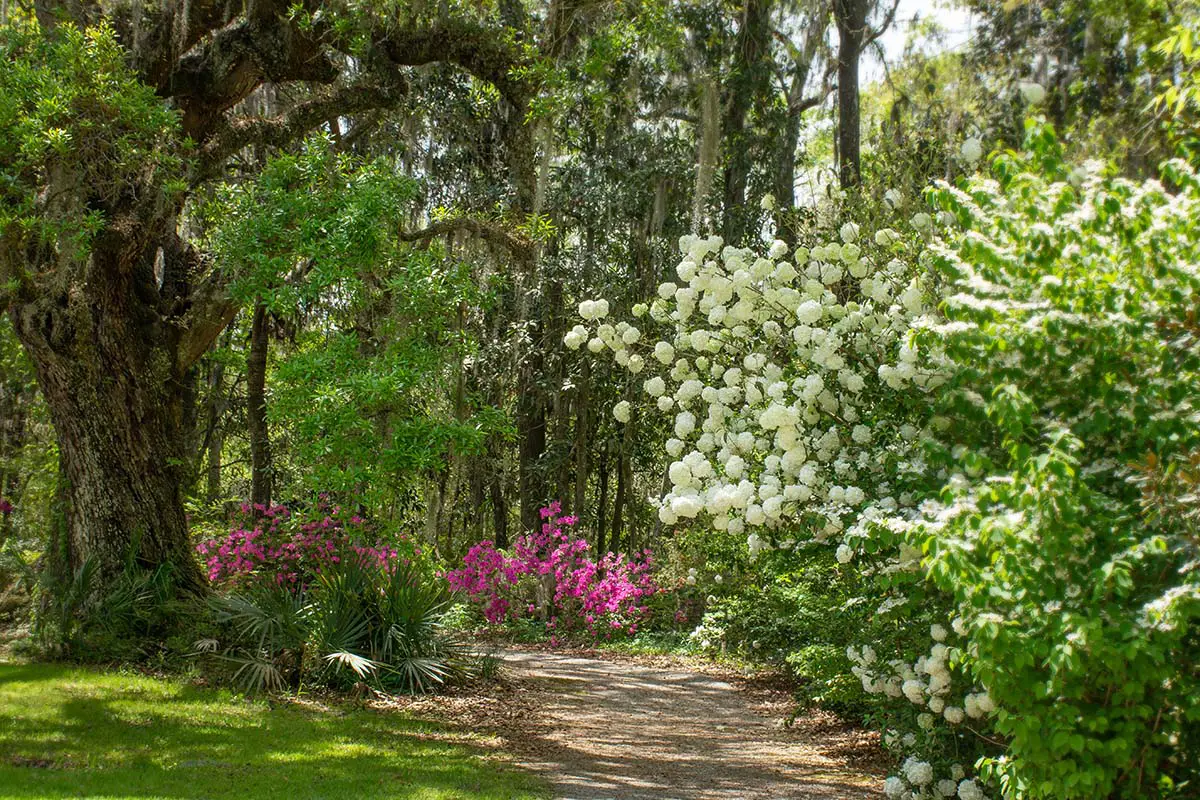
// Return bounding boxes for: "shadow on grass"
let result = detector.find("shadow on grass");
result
[0,662,543,800]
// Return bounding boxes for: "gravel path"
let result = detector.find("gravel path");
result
[502,649,882,800]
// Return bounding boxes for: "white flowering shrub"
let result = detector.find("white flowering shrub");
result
[566,220,934,541]
[567,174,976,791]
[887,128,1200,798]
[567,122,1200,798]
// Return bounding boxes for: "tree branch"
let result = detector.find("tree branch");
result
[176,259,240,372]
[195,79,409,180]
[866,0,903,47]
[166,2,338,140]
[400,219,535,264]
[376,18,533,105]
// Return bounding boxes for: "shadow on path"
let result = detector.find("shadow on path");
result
[503,650,882,800]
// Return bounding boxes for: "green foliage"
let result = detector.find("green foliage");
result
[27,536,208,666]
[0,20,182,262]
[203,139,500,503]
[209,558,469,694]
[205,136,416,307]
[905,124,1200,798]
[785,645,863,711]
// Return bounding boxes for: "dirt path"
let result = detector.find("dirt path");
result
[501,649,882,800]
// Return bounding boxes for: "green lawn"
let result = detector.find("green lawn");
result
[0,662,545,800]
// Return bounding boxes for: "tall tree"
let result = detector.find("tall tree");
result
[0,1,535,598]
[246,302,272,510]
[721,0,774,242]
[833,0,898,187]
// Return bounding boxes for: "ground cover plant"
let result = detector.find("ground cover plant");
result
[197,503,466,693]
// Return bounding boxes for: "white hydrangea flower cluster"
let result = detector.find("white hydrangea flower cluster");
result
[885,761,984,800]
[846,624,994,723]
[848,617,997,798]
[569,228,940,555]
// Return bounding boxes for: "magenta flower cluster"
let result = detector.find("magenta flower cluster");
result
[445,501,658,636]
[196,500,413,588]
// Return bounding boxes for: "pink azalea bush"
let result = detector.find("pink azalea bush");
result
[445,501,658,637]
[196,498,414,588]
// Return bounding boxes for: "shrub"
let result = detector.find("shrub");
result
[446,501,659,638]
[569,118,1200,798]
[196,500,416,589]
[209,556,464,694]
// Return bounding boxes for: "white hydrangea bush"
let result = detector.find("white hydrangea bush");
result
[566,213,997,797]
[566,121,1200,798]
[567,224,940,542]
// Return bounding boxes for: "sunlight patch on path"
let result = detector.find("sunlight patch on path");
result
[503,650,882,800]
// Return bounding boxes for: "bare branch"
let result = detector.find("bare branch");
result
[866,0,903,47]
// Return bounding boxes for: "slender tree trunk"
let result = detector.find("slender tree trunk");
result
[469,455,485,542]
[610,450,626,556]
[692,72,721,233]
[203,360,226,504]
[572,359,589,522]
[200,325,232,505]
[516,367,547,533]
[722,0,772,243]
[596,444,609,556]
[775,20,825,218]
[489,438,509,548]
[611,411,633,555]
[205,425,224,504]
[835,0,867,189]
[247,301,272,510]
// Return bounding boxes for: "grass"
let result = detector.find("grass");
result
[0,662,546,800]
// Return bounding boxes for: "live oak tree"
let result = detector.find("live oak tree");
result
[0,0,538,598]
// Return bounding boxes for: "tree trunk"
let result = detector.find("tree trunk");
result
[774,20,825,219]
[722,0,773,243]
[0,380,28,542]
[9,287,206,597]
[489,437,509,548]
[201,328,232,505]
[247,301,272,510]
[835,0,867,189]
[692,72,721,233]
[596,443,609,556]
[516,365,547,534]
[610,449,626,556]
[611,413,633,555]
[572,359,590,522]
[205,423,225,505]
